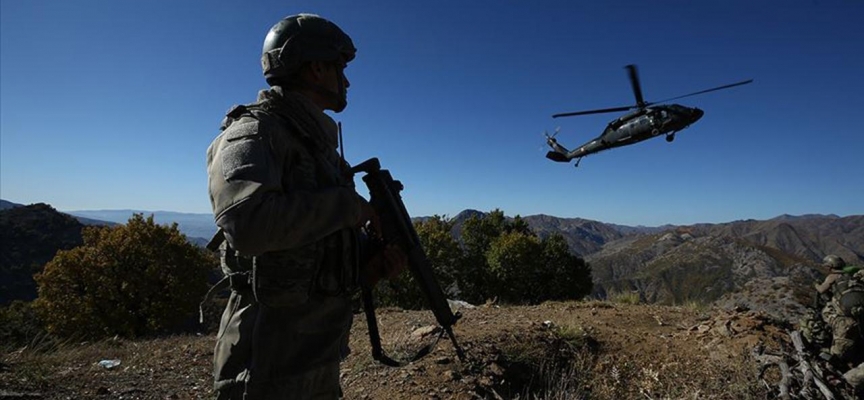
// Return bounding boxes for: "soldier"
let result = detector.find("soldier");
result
[206,14,403,399]
[814,255,864,368]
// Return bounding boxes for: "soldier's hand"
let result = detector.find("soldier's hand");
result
[363,244,408,287]
[354,194,379,229]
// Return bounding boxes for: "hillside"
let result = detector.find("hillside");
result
[0,203,198,305]
[449,210,863,265]
[0,204,85,304]
[0,301,804,399]
[443,211,862,323]
[586,230,822,322]
[5,201,862,320]
[693,214,864,264]
[2,206,862,398]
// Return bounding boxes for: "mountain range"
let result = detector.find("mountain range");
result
[2,199,862,321]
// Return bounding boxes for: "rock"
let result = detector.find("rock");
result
[443,370,461,381]
[434,356,451,365]
[411,325,442,339]
[487,362,505,377]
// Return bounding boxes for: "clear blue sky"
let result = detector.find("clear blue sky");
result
[2,0,862,226]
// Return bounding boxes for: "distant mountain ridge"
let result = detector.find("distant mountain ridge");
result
[444,209,862,263]
[7,201,862,264]
[64,209,217,243]
[0,199,23,211]
[443,209,862,321]
[4,199,862,320]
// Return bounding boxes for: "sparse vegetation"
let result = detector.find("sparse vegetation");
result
[1,206,859,398]
[608,290,641,305]
[0,300,48,351]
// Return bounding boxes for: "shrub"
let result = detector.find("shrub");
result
[486,230,543,303]
[33,214,214,338]
[374,210,592,308]
[0,300,47,350]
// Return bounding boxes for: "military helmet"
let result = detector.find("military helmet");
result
[822,254,846,270]
[261,14,356,86]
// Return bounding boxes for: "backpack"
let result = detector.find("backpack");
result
[835,267,864,318]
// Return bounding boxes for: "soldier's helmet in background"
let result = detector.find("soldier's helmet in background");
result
[823,254,847,270]
[261,14,356,86]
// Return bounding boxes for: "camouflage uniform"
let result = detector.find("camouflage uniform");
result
[206,86,362,399]
[820,268,864,364]
[844,362,864,394]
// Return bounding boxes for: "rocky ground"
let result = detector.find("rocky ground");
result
[0,300,852,399]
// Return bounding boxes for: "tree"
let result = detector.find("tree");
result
[462,211,593,304]
[540,233,593,301]
[33,214,214,338]
[374,215,463,309]
[486,230,543,303]
[374,209,593,308]
[415,215,462,294]
[459,209,507,303]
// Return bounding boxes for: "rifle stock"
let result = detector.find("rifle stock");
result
[351,157,466,364]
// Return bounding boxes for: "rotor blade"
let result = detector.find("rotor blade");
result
[650,79,754,104]
[626,65,646,108]
[553,105,635,118]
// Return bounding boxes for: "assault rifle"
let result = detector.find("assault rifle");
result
[351,158,466,366]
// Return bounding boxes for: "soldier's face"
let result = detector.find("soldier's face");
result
[323,61,350,112]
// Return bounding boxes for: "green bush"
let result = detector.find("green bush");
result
[376,210,592,309]
[33,214,215,338]
[486,230,543,303]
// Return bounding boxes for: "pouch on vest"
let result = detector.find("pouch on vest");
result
[251,244,321,308]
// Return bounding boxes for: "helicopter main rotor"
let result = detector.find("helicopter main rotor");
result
[553,65,753,118]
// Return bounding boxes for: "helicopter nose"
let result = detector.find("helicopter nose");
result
[692,108,704,121]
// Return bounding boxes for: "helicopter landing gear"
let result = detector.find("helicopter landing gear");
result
[665,133,675,142]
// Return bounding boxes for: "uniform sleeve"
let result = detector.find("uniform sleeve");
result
[815,273,839,294]
[207,116,361,256]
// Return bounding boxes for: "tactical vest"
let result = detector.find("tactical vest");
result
[207,95,359,310]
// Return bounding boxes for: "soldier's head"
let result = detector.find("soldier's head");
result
[822,254,846,270]
[261,14,356,112]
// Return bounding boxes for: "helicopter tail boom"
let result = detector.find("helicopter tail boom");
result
[545,150,570,162]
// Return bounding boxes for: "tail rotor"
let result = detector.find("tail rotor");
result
[543,127,561,148]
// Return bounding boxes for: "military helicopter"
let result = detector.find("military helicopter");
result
[545,65,752,167]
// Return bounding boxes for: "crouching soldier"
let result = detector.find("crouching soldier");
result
[814,255,864,368]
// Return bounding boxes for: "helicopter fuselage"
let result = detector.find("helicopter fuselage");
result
[548,104,704,163]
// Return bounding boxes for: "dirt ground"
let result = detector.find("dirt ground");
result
[0,301,796,399]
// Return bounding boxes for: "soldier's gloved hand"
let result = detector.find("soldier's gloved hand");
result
[363,244,408,287]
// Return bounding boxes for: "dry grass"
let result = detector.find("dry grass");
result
[607,290,641,305]
[2,301,778,400]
